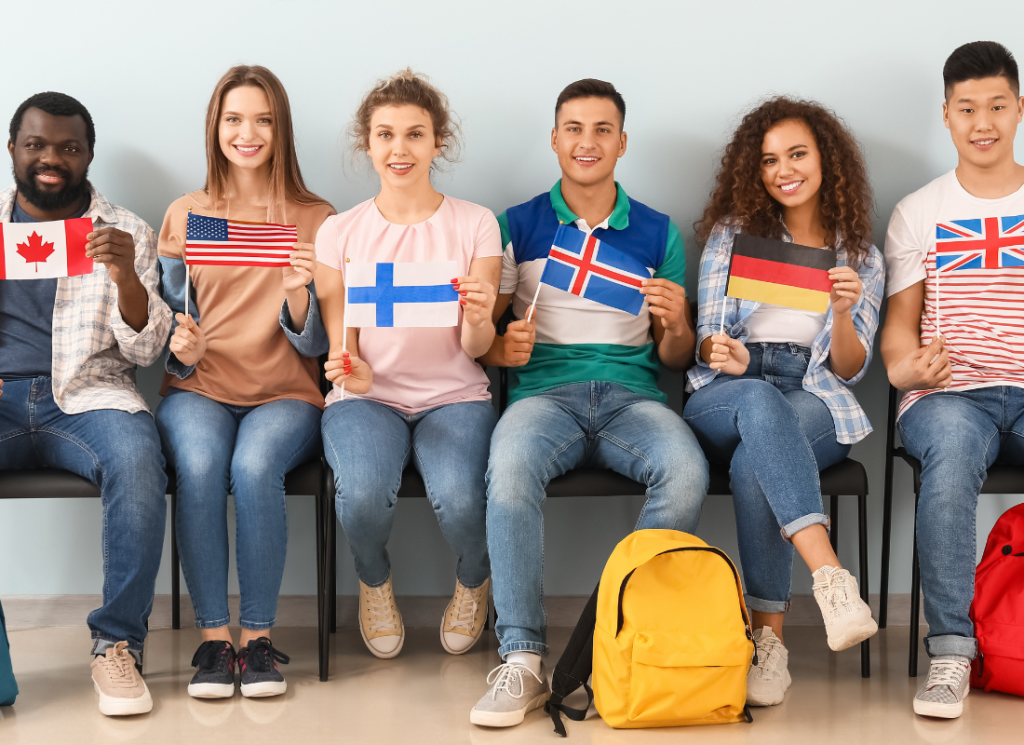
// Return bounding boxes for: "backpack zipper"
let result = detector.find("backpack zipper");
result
[615,546,753,648]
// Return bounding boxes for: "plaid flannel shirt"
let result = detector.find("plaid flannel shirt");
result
[686,221,884,445]
[0,184,172,415]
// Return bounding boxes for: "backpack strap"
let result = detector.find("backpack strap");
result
[545,584,598,737]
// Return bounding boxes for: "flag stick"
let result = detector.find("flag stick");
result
[340,282,349,401]
[526,278,543,324]
[719,296,727,338]
[184,207,192,322]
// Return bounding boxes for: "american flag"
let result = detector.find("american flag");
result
[185,213,298,267]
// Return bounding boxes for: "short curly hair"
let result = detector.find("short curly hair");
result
[10,91,95,152]
[349,68,462,165]
[695,97,874,267]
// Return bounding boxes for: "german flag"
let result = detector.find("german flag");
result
[726,234,835,313]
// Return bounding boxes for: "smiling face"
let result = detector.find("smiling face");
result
[8,107,93,214]
[760,118,823,212]
[218,85,274,172]
[943,76,1024,170]
[551,96,626,189]
[366,104,441,189]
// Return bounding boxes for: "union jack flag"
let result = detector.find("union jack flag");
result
[935,214,1024,272]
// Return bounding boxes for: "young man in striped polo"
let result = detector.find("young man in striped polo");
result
[470,79,708,728]
[881,41,1024,720]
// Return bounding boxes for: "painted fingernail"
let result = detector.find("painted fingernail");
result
[460,291,467,296]
[460,299,467,306]
[450,278,458,283]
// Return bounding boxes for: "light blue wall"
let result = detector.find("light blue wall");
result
[1,0,1023,598]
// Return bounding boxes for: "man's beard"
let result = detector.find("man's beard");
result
[13,164,90,212]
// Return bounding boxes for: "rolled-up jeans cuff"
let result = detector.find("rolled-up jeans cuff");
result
[91,636,143,666]
[498,641,548,659]
[925,634,978,660]
[780,513,830,542]
[744,594,790,614]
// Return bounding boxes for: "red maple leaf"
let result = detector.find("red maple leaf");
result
[16,231,55,272]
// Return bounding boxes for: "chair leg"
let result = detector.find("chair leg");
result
[879,456,895,630]
[829,495,839,554]
[171,489,180,631]
[909,488,922,678]
[329,514,337,634]
[318,466,333,682]
[858,493,870,678]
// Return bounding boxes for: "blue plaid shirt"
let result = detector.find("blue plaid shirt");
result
[686,221,885,444]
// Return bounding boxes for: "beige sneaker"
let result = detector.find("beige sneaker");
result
[441,577,490,655]
[91,642,153,716]
[812,565,878,651]
[359,575,405,659]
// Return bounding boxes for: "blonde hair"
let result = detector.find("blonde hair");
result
[203,65,327,220]
[349,68,462,165]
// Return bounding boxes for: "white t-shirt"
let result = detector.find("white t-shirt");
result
[744,305,827,348]
[885,169,1024,416]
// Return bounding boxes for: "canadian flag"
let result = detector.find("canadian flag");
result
[0,217,93,280]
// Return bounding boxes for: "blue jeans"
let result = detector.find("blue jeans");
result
[899,386,1024,659]
[322,398,496,588]
[487,382,709,658]
[683,344,850,613]
[155,390,322,630]
[0,377,166,655]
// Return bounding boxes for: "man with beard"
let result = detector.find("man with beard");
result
[0,92,171,716]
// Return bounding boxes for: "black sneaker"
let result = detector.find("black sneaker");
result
[239,637,290,698]
[187,640,236,699]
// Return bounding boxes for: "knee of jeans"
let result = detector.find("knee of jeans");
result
[230,456,281,495]
[335,473,395,527]
[104,437,166,493]
[732,380,791,422]
[917,431,988,489]
[650,441,709,495]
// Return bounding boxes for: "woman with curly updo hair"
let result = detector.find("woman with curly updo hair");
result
[315,69,501,660]
[684,97,884,706]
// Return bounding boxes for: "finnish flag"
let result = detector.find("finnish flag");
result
[345,260,460,328]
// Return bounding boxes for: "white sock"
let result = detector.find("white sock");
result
[505,651,542,676]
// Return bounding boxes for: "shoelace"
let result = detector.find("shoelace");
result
[751,633,784,680]
[365,585,400,634]
[243,638,290,673]
[485,663,544,700]
[815,568,852,617]
[191,640,233,674]
[447,584,481,631]
[97,642,137,689]
[925,659,969,690]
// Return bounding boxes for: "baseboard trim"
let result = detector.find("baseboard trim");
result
[1,593,926,631]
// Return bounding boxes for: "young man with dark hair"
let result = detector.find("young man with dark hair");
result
[881,40,1024,719]
[469,79,708,728]
[0,92,172,716]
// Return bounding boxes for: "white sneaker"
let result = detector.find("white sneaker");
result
[358,575,405,659]
[441,577,490,655]
[812,566,878,651]
[470,661,550,728]
[914,656,971,719]
[746,627,791,706]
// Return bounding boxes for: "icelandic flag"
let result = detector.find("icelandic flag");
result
[0,218,93,280]
[345,260,460,328]
[935,215,1024,271]
[539,225,653,315]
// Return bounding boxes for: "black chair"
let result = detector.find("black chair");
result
[878,384,1024,676]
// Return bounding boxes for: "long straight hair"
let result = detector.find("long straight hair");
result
[203,65,327,220]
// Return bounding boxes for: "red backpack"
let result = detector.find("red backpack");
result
[970,503,1024,696]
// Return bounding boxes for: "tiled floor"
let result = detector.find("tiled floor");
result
[1,624,1021,744]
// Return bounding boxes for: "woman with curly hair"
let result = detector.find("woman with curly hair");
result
[683,97,883,706]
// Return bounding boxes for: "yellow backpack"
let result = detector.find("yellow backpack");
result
[545,529,754,735]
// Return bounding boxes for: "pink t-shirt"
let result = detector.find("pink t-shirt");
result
[316,195,502,414]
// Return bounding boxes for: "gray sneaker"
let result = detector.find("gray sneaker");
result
[470,662,550,728]
[914,656,971,719]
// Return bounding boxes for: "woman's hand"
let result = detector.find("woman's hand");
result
[324,349,373,394]
[454,275,496,328]
[283,242,317,294]
[707,333,750,376]
[829,265,862,316]
[169,313,207,367]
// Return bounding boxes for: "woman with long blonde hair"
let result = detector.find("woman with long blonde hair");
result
[155,65,333,699]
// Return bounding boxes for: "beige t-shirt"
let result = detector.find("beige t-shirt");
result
[159,191,334,409]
